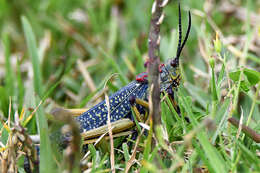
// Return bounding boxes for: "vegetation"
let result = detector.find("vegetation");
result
[0,0,260,172]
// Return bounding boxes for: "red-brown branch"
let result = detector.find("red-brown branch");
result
[148,0,166,128]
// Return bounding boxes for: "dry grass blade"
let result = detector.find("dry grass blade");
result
[22,100,43,127]
[81,130,110,161]
[105,93,115,173]
[125,129,145,173]
[102,74,117,173]
[0,123,38,173]
[77,59,97,92]
[236,108,243,139]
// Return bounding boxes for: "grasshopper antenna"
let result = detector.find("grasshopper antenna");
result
[176,3,182,58]
[172,4,191,67]
[177,11,191,58]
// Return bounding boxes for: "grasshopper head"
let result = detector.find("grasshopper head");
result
[160,4,191,93]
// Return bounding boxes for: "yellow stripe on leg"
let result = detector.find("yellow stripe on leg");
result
[81,118,134,140]
[83,131,133,144]
[132,105,143,122]
[64,109,88,116]
[135,98,149,108]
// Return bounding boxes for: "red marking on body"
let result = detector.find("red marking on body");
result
[136,72,148,83]
[159,64,165,73]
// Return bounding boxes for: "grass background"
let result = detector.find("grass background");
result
[0,0,260,172]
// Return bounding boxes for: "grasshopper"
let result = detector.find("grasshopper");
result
[66,4,192,144]
[23,4,191,172]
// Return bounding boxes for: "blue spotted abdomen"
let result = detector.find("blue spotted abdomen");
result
[76,81,148,132]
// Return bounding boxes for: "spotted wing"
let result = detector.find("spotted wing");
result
[76,81,148,132]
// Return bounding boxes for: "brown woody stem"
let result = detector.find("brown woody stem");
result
[148,0,166,129]
[228,117,260,143]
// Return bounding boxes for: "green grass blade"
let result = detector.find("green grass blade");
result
[211,99,230,144]
[122,143,130,163]
[89,144,97,172]
[21,16,54,172]
[237,141,260,171]
[16,59,25,112]
[178,88,228,173]
[2,32,15,96]
[21,16,44,97]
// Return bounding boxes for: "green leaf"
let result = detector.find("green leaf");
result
[229,68,260,86]
[244,68,260,85]
[240,80,250,92]
[229,70,241,82]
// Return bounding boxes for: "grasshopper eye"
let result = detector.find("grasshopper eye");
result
[170,58,178,67]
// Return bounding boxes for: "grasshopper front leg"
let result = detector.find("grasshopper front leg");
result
[63,109,88,117]
[129,96,149,122]
[166,87,181,115]
[167,87,190,122]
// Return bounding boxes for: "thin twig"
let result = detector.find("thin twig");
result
[125,129,145,173]
[228,117,260,143]
[148,0,167,129]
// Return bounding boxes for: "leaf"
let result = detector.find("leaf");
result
[229,70,241,82]
[240,80,250,92]
[229,68,260,86]
[244,68,260,85]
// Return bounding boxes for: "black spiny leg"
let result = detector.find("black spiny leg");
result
[167,87,190,123]
[167,87,180,114]
[129,96,149,122]
[128,96,149,148]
